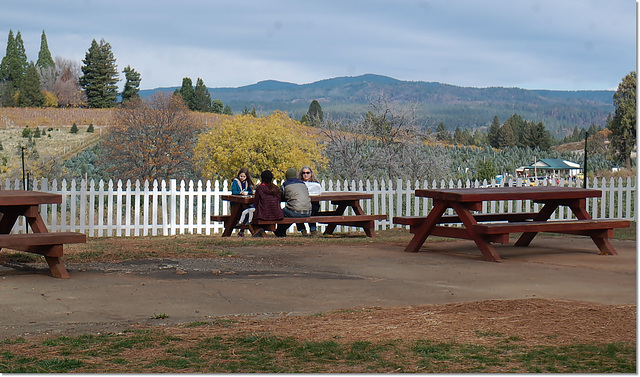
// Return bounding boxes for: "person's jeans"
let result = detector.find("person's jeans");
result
[296,202,319,232]
[276,207,311,236]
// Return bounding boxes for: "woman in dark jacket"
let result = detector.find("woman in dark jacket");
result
[251,170,283,237]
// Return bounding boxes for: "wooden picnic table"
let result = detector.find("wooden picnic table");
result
[0,190,86,278]
[394,186,630,262]
[214,192,386,237]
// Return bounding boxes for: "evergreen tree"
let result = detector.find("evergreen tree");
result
[79,39,119,108]
[488,115,500,148]
[121,65,141,103]
[176,77,195,109]
[504,114,526,147]
[435,122,451,142]
[497,123,516,148]
[87,123,94,133]
[17,62,45,107]
[223,104,233,115]
[522,121,552,151]
[36,30,55,70]
[0,30,28,103]
[607,71,636,169]
[192,78,212,112]
[305,99,324,126]
[70,122,78,134]
[212,99,223,113]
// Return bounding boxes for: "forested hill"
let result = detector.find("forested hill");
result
[141,74,614,137]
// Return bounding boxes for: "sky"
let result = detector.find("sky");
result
[0,0,636,91]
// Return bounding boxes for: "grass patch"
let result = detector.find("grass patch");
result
[1,330,631,373]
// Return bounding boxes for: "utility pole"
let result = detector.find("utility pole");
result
[582,132,588,189]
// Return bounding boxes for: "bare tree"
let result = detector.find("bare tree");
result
[321,93,449,182]
[98,93,203,181]
[53,57,86,107]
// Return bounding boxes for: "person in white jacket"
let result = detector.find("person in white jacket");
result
[297,166,323,236]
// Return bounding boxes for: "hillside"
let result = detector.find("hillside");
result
[142,74,615,137]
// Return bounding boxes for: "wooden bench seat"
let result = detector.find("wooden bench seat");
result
[253,214,387,226]
[210,215,231,222]
[0,232,87,254]
[472,219,630,235]
[0,232,87,279]
[393,212,539,227]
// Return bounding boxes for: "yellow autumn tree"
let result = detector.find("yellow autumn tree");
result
[194,111,325,181]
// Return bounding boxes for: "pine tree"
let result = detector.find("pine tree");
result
[36,30,55,70]
[121,65,141,103]
[38,33,59,90]
[488,115,500,148]
[223,104,233,115]
[79,39,119,108]
[17,62,45,107]
[607,71,636,169]
[192,78,212,112]
[176,77,195,110]
[70,122,78,134]
[306,99,324,126]
[87,123,94,133]
[1,30,28,103]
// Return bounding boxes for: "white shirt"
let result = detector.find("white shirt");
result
[304,181,323,195]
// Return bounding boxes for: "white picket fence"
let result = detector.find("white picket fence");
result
[5,176,637,237]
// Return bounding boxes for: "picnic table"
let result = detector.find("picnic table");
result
[0,190,86,278]
[393,186,630,262]
[213,192,386,237]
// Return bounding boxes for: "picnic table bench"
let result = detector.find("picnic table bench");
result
[213,192,386,237]
[393,186,630,262]
[0,190,86,278]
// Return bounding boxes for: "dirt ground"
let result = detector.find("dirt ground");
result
[0,237,636,345]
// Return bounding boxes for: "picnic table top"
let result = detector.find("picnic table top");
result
[415,186,602,202]
[0,190,62,206]
[222,191,373,203]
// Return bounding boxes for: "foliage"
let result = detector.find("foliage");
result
[607,71,636,169]
[70,123,78,134]
[54,57,86,107]
[17,62,45,107]
[302,99,323,126]
[98,93,202,180]
[175,77,223,113]
[194,111,325,181]
[79,39,119,108]
[87,123,94,133]
[321,95,450,181]
[121,65,141,103]
[36,30,55,70]
[61,144,109,181]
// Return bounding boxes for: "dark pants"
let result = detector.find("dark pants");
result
[276,207,311,236]
[296,202,319,232]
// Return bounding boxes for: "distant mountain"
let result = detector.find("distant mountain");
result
[141,74,614,136]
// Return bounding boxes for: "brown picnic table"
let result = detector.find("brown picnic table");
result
[0,190,86,278]
[213,192,386,237]
[393,186,630,262]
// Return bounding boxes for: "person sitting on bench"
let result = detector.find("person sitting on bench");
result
[275,168,312,237]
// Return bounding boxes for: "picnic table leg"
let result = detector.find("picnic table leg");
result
[322,203,348,235]
[514,202,560,247]
[566,199,617,255]
[44,245,69,279]
[404,201,448,252]
[451,202,502,262]
[222,204,245,237]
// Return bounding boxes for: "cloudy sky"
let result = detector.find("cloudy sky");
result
[1,0,635,91]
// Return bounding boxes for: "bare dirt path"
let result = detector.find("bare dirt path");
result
[0,237,635,342]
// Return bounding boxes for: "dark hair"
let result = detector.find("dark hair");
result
[237,167,254,189]
[260,170,280,196]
